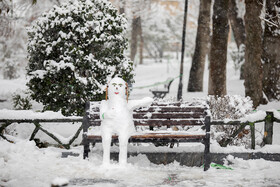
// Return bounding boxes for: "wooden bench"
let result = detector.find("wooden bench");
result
[82,101,211,171]
[149,78,174,99]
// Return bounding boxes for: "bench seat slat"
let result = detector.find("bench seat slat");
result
[134,120,204,126]
[88,119,205,126]
[90,107,206,113]
[87,134,205,143]
[132,113,206,119]
[89,102,205,107]
[150,90,168,93]
[89,113,206,119]
[135,107,206,113]
[149,102,204,107]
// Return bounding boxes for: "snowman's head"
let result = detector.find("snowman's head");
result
[106,77,128,101]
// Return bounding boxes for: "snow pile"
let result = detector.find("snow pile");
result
[264,109,280,120]
[240,110,267,123]
[0,109,82,120]
[1,140,280,187]
[0,140,96,187]
[274,110,280,120]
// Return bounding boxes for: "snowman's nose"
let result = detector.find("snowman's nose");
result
[116,87,118,90]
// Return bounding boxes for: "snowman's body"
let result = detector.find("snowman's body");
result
[100,77,153,165]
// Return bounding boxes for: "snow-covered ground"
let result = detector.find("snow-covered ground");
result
[1,56,280,186]
[1,139,280,187]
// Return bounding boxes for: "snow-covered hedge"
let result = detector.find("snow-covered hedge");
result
[208,95,255,147]
[208,95,253,120]
[27,0,133,116]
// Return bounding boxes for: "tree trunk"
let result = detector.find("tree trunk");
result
[244,0,264,108]
[130,16,141,63]
[208,0,229,96]
[228,0,246,49]
[139,17,144,65]
[187,0,211,92]
[119,0,125,14]
[228,0,246,80]
[262,0,280,101]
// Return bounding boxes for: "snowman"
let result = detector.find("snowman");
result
[100,77,153,165]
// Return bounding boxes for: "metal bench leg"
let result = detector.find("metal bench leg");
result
[204,138,210,171]
[204,116,211,171]
[82,102,91,159]
[83,137,90,159]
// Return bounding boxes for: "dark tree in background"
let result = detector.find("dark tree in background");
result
[262,0,280,101]
[119,0,125,14]
[130,15,141,63]
[139,18,144,65]
[244,0,264,108]
[187,0,211,92]
[228,0,246,50]
[208,0,229,96]
[130,0,145,65]
[228,0,246,80]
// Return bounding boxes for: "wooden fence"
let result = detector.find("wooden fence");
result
[0,118,83,149]
[0,111,279,150]
[211,111,280,149]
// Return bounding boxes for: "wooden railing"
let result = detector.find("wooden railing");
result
[0,110,279,150]
[211,111,280,149]
[0,118,83,149]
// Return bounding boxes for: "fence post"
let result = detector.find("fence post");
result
[250,122,255,149]
[264,111,274,145]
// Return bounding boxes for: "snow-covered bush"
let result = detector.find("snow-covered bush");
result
[142,3,177,61]
[208,95,254,147]
[27,0,133,116]
[230,44,245,75]
[0,1,30,80]
[12,93,32,110]
[2,57,19,79]
[208,95,252,120]
[140,2,184,61]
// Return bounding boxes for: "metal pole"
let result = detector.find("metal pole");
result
[177,0,188,101]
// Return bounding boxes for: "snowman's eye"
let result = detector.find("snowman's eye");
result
[119,84,123,87]
[112,83,117,87]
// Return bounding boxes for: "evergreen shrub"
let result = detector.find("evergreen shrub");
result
[27,0,133,116]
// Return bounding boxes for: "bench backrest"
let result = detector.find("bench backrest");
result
[83,101,209,132]
[164,78,174,90]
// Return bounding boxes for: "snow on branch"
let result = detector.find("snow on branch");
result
[259,16,279,28]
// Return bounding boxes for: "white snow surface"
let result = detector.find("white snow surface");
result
[1,140,280,187]
[239,110,267,123]
[274,110,280,120]
[0,109,82,120]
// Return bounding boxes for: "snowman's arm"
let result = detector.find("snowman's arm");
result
[128,97,154,111]
[99,100,109,120]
